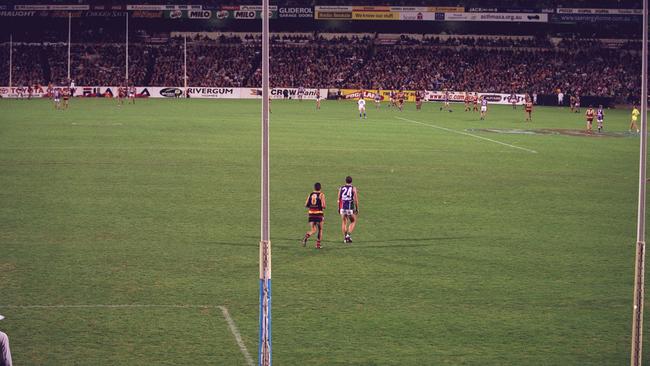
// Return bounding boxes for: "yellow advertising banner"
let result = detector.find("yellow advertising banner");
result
[351,11,399,20]
[352,6,391,11]
[427,6,465,12]
[340,89,419,102]
[315,10,352,19]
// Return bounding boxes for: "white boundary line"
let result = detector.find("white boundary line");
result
[219,306,255,366]
[0,303,254,366]
[396,116,538,154]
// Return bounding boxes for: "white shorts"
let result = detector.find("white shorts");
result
[54,98,60,102]
[340,209,355,216]
[358,107,365,113]
[481,106,487,112]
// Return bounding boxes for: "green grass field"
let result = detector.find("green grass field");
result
[0,97,646,365]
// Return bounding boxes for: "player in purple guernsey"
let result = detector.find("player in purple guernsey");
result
[53,88,61,110]
[338,176,359,244]
[596,105,605,133]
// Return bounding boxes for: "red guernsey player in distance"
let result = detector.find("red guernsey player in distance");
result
[585,105,595,133]
[524,98,533,122]
[338,176,359,244]
[302,182,326,249]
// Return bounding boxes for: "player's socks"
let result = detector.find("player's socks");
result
[316,240,321,249]
[302,234,311,247]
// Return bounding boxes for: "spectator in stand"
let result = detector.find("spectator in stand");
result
[0,34,641,103]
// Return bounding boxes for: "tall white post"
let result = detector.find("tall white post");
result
[125,12,129,83]
[67,12,71,81]
[631,0,648,365]
[8,34,12,88]
[258,0,271,364]
[184,35,188,95]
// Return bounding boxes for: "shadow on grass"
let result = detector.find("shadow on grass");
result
[260,236,475,249]
[209,236,477,250]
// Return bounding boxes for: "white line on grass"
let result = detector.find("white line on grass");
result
[219,306,255,366]
[1,303,255,366]
[396,116,538,154]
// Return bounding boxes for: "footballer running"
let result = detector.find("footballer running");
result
[358,97,367,119]
[302,182,326,249]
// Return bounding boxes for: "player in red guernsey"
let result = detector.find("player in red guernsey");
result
[415,90,423,110]
[524,98,533,122]
[62,88,70,109]
[473,92,479,112]
[302,182,326,249]
[585,105,595,133]
[464,92,470,112]
[117,86,125,106]
[397,90,405,111]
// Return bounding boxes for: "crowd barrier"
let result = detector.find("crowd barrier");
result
[1,85,531,105]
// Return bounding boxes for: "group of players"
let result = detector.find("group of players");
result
[354,90,491,120]
[116,86,138,106]
[50,87,72,110]
[47,83,138,109]
[302,176,359,249]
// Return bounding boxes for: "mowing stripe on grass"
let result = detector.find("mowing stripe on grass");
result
[0,304,254,365]
[219,306,255,366]
[0,304,217,309]
[396,116,538,154]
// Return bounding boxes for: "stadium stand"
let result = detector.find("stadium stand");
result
[0,33,641,103]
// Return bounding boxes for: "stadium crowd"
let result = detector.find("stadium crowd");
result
[0,34,641,102]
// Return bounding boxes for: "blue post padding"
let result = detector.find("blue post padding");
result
[268,279,272,366]
[258,279,264,365]
[258,279,272,366]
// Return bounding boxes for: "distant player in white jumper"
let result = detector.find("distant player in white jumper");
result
[358,97,367,119]
[297,86,305,101]
[480,96,488,120]
[128,85,136,104]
